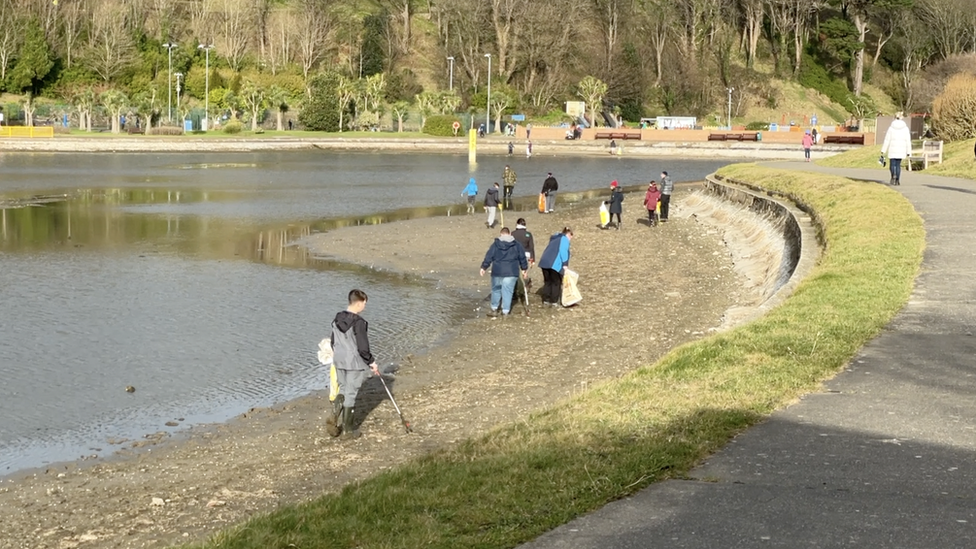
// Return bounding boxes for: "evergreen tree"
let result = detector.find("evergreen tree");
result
[9,19,54,95]
[299,72,341,131]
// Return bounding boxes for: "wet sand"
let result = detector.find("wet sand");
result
[0,186,753,548]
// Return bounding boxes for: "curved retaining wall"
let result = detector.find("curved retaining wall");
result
[683,174,821,328]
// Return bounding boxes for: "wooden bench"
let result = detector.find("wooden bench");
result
[594,131,641,140]
[823,134,865,145]
[708,132,760,142]
[907,140,943,171]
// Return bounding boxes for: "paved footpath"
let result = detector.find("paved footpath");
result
[520,163,976,549]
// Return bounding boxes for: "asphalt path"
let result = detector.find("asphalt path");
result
[520,162,976,549]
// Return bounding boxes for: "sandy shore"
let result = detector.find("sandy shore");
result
[0,186,755,548]
[0,135,845,160]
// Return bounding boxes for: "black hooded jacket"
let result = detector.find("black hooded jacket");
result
[542,175,559,194]
[330,310,375,366]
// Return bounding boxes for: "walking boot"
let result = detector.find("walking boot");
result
[325,395,343,437]
[889,176,896,186]
[341,407,361,440]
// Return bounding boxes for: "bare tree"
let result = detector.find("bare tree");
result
[211,0,256,71]
[264,6,292,75]
[740,0,763,68]
[489,0,529,82]
[0,0,20,81]
[592,0,623,78]
[56,0,91,70]
[917,0,969,60]
[84,0,137,82]
[293,0,333,80]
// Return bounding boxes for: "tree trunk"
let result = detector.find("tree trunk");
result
[276,110,283,131]
[852,13,867,96]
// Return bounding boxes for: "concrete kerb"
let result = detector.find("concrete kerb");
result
[695,173,822,328]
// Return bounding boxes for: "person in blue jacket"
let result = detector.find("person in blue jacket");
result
[537,226,574,306]
[480,227,528,317]
[461,177,478,214]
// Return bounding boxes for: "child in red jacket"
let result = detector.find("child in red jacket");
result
[643,181,661,227]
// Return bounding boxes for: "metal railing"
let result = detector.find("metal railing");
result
[0,126,55,138]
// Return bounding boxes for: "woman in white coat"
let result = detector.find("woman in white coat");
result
[881,112,913,186]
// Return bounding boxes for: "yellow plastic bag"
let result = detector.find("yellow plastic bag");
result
[318,338,339,402]
[561,269,582,307]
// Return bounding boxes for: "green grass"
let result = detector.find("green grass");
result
[817,139,976,180]
[183,165,924,549]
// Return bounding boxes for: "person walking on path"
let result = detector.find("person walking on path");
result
[480,227,528,317]
[881,112,913,186]
[802,130,814,162]
[328,289,380,440]
[503,165,518,204]
[526,123,532,140]
[461,177,478,214]
[538,227,573,307]
[643,181,662,226]
[542,172,559,213]
[659,171,674,222]
[526,141,533,158]
[606,180,624,229]
[484,182,501,228]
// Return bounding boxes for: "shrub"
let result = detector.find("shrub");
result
[745,121,769,131]
[298,72,341,131]
[423,114,460,136]
[147,125,184,136]
[797,53,852,112]
[222,119,243,134]
[932,73,976,142]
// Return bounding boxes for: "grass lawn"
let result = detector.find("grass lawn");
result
[817,138,976,180]
[183,165,923,549]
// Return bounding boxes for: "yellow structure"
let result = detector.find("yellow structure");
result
[1,126,55,138]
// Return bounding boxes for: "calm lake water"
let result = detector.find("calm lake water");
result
[0,151,732,475]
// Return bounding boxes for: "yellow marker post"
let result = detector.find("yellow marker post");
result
[468,128,477,164]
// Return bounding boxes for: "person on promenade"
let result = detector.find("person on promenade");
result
[802,130,814,162]
[503,165,518,205]
[606,180,624,229]
[659,171,674,222]
[461,177,478,214]
[328,289,380,440]
[643,181,662,227]
[526,141,533,158]
[541,172,559,213]
[881,112,913,186]
[484,182,501,228]
[526,123,533,140]
[508,141,514,155]
[538,227,573,307]
[480,227,528,318]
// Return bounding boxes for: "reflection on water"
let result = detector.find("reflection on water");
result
[0,151,733,475]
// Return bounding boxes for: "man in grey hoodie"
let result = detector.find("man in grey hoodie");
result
[659,171,674,222]
[328,289,380,440]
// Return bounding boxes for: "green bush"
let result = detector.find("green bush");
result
[222,119,243,134]
[745,121,769,131]
[298,72,341,132]
[423,114,460,136]
[797,53,853,113]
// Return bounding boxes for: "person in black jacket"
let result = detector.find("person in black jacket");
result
[484,182,500,228]
[480,227,528,317]
[541,172,559,213]
[512,218,536,295]
[606,181,624,229]
[329,289,380,440]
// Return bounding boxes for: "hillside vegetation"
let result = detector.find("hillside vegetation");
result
[0,0,973,134]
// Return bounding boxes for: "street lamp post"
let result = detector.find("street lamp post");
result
[175,72,183,125]
[447,56,455,91]
[198,44,214,131]
[162,42,177,123]
[727,87,734,130]
[484,53,492,134]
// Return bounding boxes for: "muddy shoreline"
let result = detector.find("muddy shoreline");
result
[0,186,757,548]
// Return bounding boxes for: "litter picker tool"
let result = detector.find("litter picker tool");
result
[378,373,413,433]
[521,270,531,317]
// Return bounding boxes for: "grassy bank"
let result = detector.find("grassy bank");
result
[185,165,923,549]
[817,139,976,180]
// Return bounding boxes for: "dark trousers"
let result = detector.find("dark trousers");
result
[647,209,657,223]
[889,158,903,182]
[542,268,563,304]
[609,212,621,224]
[503,185,514,198]
[660,194,671,220]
